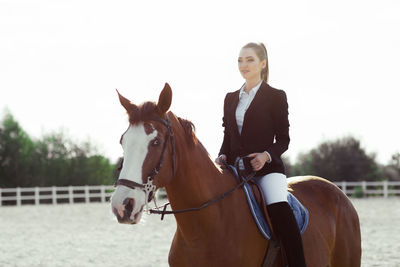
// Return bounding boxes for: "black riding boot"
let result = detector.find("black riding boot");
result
[267,201,307,267]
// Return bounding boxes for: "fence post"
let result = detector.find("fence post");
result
[100,185,105,203]
[35,187,40,205]
[362,181,367,197]
[342,181,347,195]
[16,187,21,206]
[85,185,90,203]
[52,186,57,205]
[69,186,74,204]
[0,188,2,207]
[383,180,388,198]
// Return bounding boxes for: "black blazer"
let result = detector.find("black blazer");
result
[219,81,290,176]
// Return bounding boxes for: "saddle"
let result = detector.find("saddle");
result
[226,164,309,267]
[228,165,277,237]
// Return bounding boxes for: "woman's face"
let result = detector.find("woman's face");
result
[238,48,266,81]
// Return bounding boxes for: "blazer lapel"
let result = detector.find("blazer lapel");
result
[241,82,268,136]
[230,90,241,137]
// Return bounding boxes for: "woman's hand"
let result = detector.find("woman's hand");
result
[215,154,227,165]
[247,152,270,171]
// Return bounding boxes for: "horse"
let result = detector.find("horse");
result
[111,83,362,267]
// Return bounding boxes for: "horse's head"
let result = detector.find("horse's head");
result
[111,83,176,224]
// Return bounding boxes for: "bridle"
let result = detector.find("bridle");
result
[113,113,255,220]
[114,113,175,205]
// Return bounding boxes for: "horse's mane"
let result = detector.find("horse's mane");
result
[128,101,197,146]
[177,117,197,147]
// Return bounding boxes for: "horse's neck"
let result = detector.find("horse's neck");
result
[166,142,232,206]
[165,142,238,240]
[164,137,267,264]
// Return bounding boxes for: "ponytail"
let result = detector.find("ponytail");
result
[259,42,269,83]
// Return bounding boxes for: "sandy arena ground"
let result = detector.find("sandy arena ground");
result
[0,198,399,267]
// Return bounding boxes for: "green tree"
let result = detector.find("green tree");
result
[381,152,400,181]
[290,136,382,181]
[390,153,400,170]
[0,113,36,187]
[0,111,116,187]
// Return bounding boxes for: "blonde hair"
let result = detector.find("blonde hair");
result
[242,42,269,83]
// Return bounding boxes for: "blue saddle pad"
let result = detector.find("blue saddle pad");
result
[287,192,309,235]
[227,165,309,240]
[243,182,309,240]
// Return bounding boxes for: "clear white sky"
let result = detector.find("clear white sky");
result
[1,0,399,165]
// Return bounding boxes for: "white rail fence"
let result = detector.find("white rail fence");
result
[0,185,115,206]
[334,181,400,198]
[1,181,400,206]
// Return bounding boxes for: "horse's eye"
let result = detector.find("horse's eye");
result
[151,138,160,147]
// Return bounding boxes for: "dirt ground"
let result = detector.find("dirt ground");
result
[0,198,399,267]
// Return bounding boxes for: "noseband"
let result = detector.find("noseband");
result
[114,114,175,202]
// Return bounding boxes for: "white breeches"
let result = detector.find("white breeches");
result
[255,172,288,205]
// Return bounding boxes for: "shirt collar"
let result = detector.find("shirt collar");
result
[239,80,263,98]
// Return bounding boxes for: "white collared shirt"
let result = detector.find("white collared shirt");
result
[235,80,262,134]
[234,80,272,167]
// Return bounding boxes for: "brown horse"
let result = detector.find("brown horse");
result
[111,83,362,267]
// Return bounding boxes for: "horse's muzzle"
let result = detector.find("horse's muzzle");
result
[112,198,142,224]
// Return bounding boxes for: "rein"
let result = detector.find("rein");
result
[149,161,256,220]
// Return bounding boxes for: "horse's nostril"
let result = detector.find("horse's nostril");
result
[123,198,135,214]
[112,207,122,220]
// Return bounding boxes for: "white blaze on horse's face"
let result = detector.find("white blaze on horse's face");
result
[111,123,157,224]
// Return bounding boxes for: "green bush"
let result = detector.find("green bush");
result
[354,186,364,198]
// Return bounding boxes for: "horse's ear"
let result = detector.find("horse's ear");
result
[157,83,172,115]
[116,89,138,114]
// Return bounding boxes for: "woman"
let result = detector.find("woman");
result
[215,42,306,267]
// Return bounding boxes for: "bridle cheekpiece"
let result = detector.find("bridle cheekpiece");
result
[114,113,175,209]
